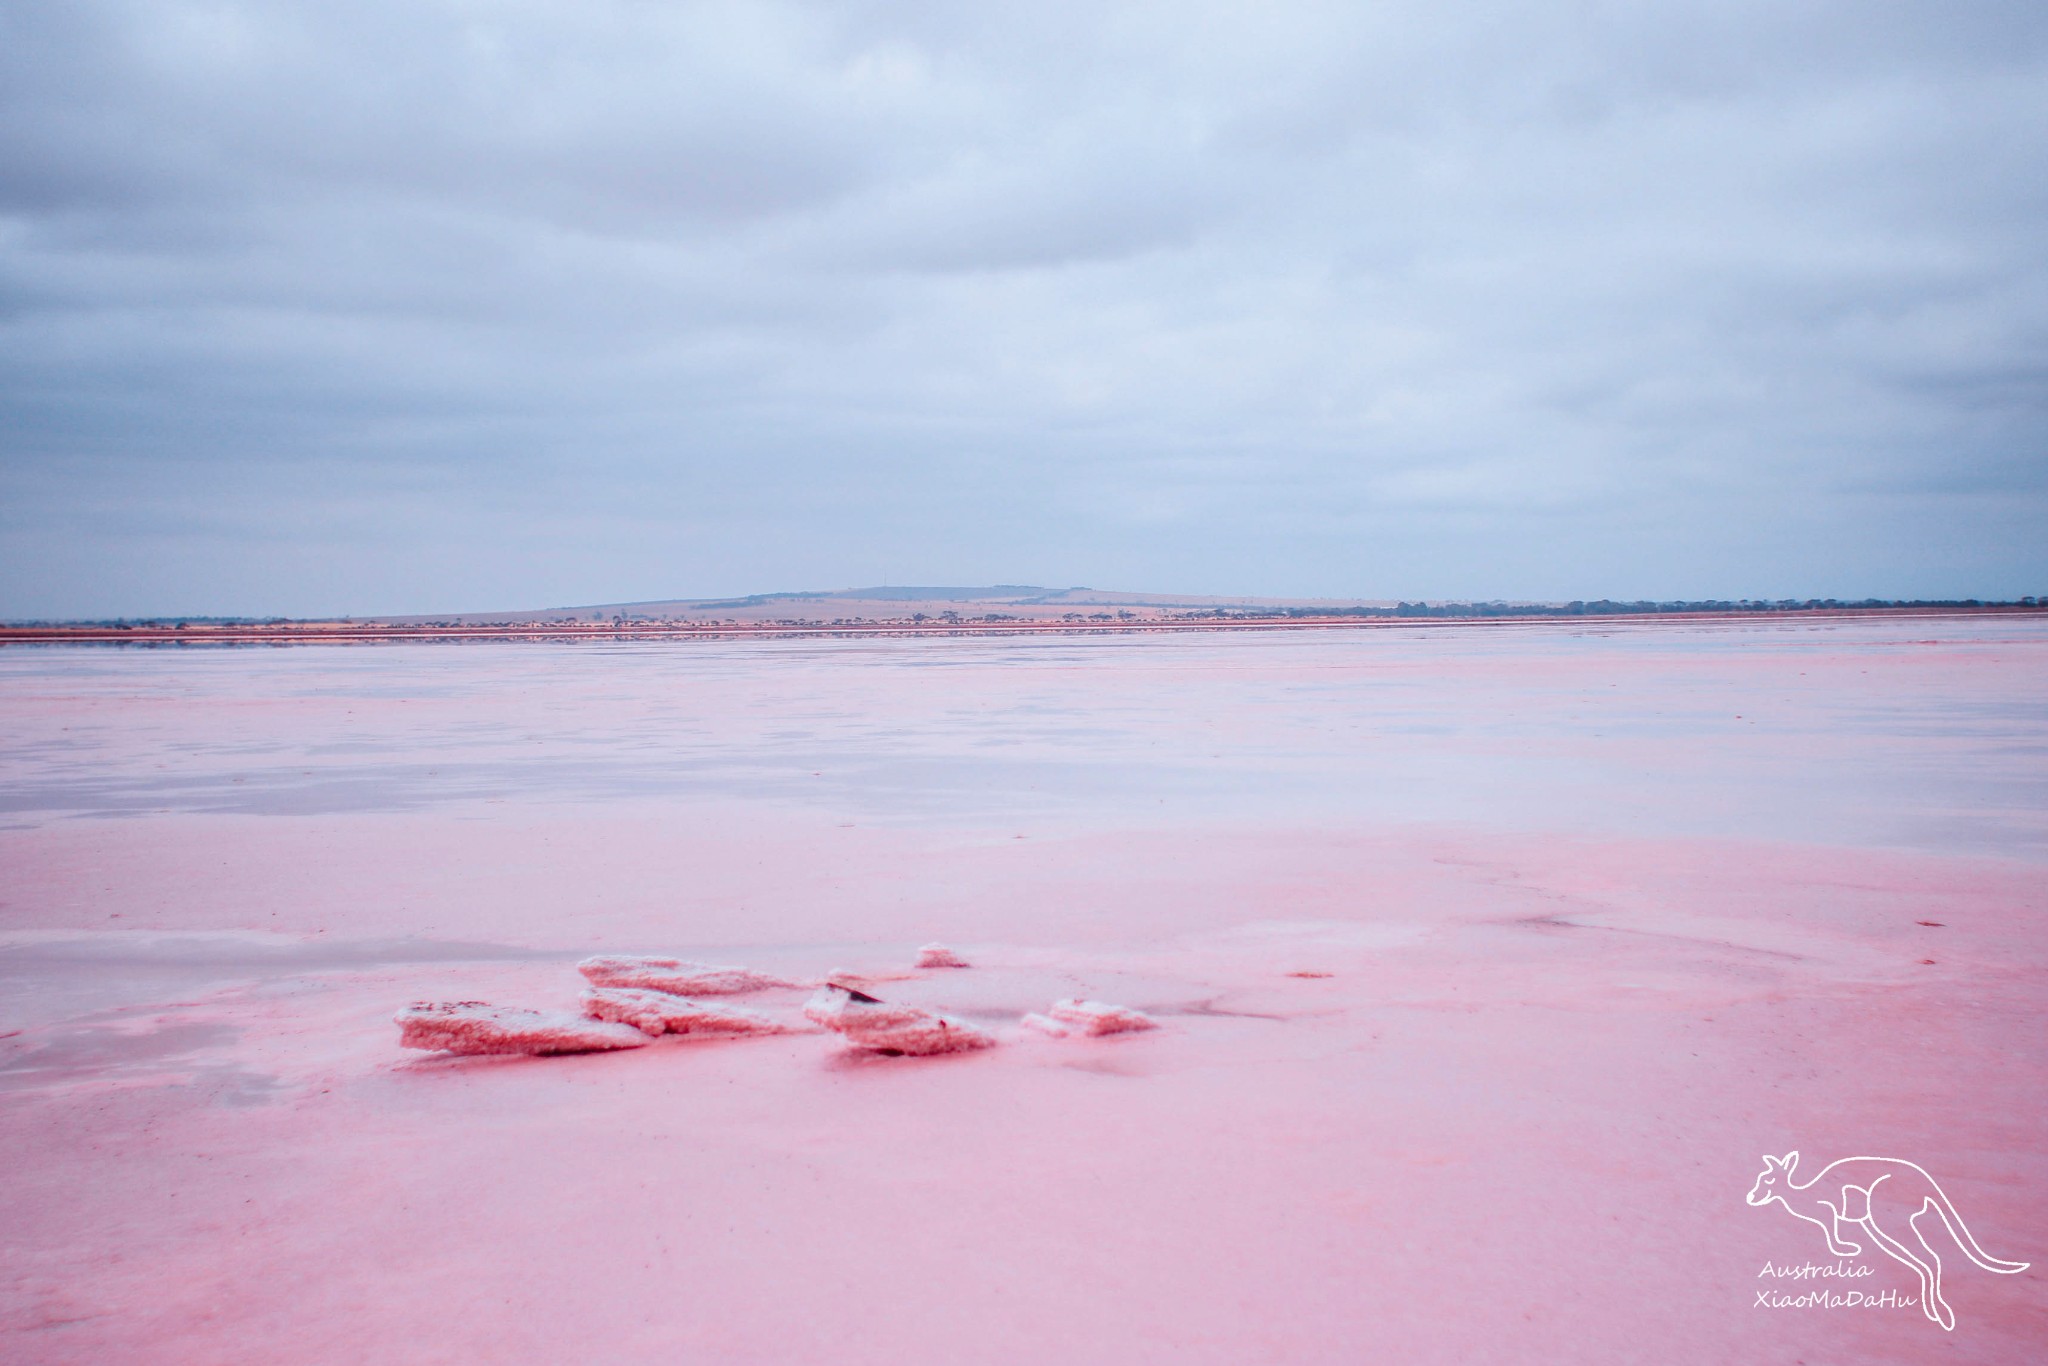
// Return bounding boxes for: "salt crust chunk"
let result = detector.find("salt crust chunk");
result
[804,986,996,1056]
[396,1002,649,1055]
[578,955,796,995]
[915,943,971,969]
[1044,999,1159,1036]
[582,987,794,1038]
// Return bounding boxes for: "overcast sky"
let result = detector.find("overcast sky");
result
[3,1,2044,617]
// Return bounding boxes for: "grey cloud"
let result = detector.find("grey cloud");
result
[2,0,2045,616]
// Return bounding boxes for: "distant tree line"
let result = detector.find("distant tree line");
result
[1191,597,2043,620]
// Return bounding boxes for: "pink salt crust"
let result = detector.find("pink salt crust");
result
[582,987,795,1038]
[804,985,995,1055]
[395,1001,648,1054]
[577,955,798,995]
[1027,998,1159,1036]
[2,619,2044,1364]
[915,942,971,968]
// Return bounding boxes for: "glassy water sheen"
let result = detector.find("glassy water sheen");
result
[2,616,2044,857]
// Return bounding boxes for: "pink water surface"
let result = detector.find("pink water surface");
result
[2,618,2043,1362]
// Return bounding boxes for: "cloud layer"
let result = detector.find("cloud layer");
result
[4,1,2045,615]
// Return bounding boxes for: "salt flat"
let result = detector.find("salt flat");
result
[1,618,2042,1362]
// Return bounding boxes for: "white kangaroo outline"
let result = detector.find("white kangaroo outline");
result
[1747,1150,2028,1331]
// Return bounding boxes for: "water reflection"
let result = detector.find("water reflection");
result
[2,619,2044,856]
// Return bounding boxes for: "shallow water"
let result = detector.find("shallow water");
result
[5,616,2045,854]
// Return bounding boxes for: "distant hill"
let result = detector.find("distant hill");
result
[369,586,1405,626]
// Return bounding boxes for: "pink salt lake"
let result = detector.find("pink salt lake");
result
[1,617,2043,1363]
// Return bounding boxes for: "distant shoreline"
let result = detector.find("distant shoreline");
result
[5,604,2043,646]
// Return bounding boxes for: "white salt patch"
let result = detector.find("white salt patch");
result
[577,955,797,995]
[1046,999,1159,1036]
[395,1002,649,1055]
[915,943,971,969]
[804,986,996,1056]
[824,966,919,988]
[582,987,796,1039]
[1019,1012,1071,1037]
